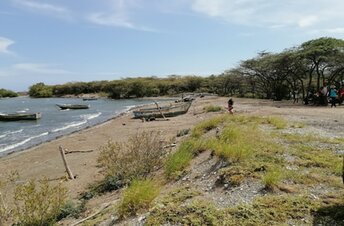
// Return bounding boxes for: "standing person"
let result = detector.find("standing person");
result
[293,90,299,103]
[329,86,338,108]
[227,97,234,114]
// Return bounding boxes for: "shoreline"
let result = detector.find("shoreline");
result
[0,98,173,158]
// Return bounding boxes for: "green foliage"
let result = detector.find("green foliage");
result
[203,105,222,112]
[13,178,67,226]
[262,167,283,190]
[191,115,228,138]
[266,116,287,129]
[57,200,86,220]
[96,131,165,192]
[117,179,160,218]
[0,88,18,98]
[28,82,53,98]
[165,139,206,179]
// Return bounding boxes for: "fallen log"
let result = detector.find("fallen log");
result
[65,149,94,154]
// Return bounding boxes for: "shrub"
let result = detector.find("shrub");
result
[97,131,165,192]
[13,178,67,226]
[203,105,222,112]
[118,179,160,218]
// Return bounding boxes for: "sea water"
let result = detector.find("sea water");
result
[0,97,167,156]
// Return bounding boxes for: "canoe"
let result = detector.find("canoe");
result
[133,102,192,119]
[0,112,41,121]
[56,104,90,110]
[82,97,98,101]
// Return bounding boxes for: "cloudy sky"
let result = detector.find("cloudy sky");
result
[1,0,344,91]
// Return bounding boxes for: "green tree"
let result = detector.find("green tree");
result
[29,83,53,98]
[0,88,18,98]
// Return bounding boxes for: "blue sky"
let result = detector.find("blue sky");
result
[1,0,344,91]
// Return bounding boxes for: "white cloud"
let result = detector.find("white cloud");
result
[12,63,74,75]
[12,0,70,18]
[87,0,156,32]
[88,13,135,29]
[298,16,319,28]
[0,37,14,54]
[191,0,344,29]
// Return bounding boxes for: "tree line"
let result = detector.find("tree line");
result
[0,89,18,98]
[8,37,344,101]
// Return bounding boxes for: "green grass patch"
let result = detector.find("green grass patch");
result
[262,166,283,190]
[266,116,288,129]
[117,179,160,219]
[203,105,222,112]
[191,115,229,138]
[165,139,206,179]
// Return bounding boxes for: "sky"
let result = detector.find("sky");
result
[1,0,344,91]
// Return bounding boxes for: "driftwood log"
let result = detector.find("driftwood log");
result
[65,149,94,154]
[59,146,74,180]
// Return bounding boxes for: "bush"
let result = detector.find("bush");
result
[0,88,18,98]
[118,179,160,218]
[13,178,67,226]
[203,105,222,112]
[97,131,165,192]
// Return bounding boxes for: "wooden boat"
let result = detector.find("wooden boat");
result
[133,102,192,119]
[56,104,90,110]
[82,97,98,101]
[0,112,41,121]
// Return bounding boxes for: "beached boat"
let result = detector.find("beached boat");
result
[0,112,41,121]
[56,104,90,110]
[133,101,192,119]
[82,97,98,101]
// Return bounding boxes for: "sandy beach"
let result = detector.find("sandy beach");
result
[1,95,344,204]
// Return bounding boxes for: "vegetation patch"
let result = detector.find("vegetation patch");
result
[96,131,165,193]
[266,116,288,129]
[165,138,206,179]
[117,179,160,219]
[203,105,222,112]
[13,178,67,226]
[191,115,229,138]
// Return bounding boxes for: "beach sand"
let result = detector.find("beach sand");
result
[1,96,344,203]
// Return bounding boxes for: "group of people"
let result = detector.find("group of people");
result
[303,83,344,107]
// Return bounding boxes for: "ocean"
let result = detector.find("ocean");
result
[0,97,168,156]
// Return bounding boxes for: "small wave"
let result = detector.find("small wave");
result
[51,120,87,133]
[16,108,30,113]
[80,112,102,121]
[0,129,24,139]
[0,132,48,153]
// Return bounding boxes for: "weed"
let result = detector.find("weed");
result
[267,116,287,129]
[262,167,283,190]
[191,115,228,138]
[117,179,160,218]
[97,131,165,192]
[57,200,86,220]
[203,105,222,112]
[165,139,206,179]
[13,178,67,226]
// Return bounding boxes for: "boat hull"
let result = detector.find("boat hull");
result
[56,104,90,110]
[0,112,41,121]
[133,102,191,119]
